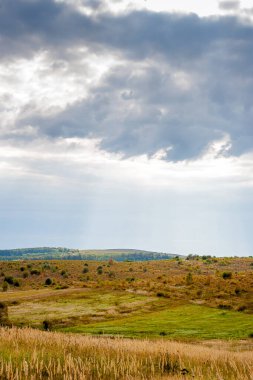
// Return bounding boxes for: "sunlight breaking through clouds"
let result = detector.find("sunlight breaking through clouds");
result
[1,0,253,254]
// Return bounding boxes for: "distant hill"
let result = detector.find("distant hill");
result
[0,247,183,261]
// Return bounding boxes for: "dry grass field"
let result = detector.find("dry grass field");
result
[0,327,253,380]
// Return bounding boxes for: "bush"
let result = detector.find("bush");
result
[30,269,41,275]
[83,267,89,274]
[43,320,52,331]
[222,272,232,279]
[4,276,14,285]
[14,280,20,287]
[45,278,52,286]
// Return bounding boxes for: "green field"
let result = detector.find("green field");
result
[62,304,253,340]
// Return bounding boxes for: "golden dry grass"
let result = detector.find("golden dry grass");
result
[0,327,253,380]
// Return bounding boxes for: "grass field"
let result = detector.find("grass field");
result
[7,289,159,328]
[0,257,253,338]
[62,303,253,340]
[0,257,253,379]
[0,327,253,380]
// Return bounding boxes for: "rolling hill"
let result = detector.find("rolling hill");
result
[0,247,183,261]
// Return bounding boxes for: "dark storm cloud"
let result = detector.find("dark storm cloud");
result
[0,0,252,61]
[2,0,253,160]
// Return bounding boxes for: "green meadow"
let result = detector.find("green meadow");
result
[62,304,253,340]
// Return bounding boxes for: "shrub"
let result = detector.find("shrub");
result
[43,320,52,331]
[45,278,52,286]
[83,267,89,274]
[4,276,14,285]
[13,280,20,287]
[222,272,232,280]
[157,292,165,297]
[30,269,41,275]
[23,272,29,279]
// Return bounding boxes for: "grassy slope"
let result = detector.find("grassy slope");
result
[0,257,253,341]
[62,304,253,340]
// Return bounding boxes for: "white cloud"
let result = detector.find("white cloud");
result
[0,135,253,194]
[0,49,118,133]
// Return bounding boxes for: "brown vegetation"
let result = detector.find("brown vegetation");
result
[0,257,253,312]
[0,327,252,380]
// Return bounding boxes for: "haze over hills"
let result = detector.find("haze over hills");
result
[0,247,184,261]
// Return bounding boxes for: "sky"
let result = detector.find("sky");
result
[1,0,253,256]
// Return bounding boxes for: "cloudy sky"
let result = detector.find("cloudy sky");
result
[1,0,253,256]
